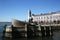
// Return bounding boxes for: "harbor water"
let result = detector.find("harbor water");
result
[0,22,60,40]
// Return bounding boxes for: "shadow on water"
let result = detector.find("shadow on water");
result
[1,31,54,40]
[27,37,53,40]
[2,37,53,40]
[1,31,60,40]
[2,38,27,40]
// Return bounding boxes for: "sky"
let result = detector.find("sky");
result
[0,0,60,22]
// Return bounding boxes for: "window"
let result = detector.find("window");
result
[47,16,49,19]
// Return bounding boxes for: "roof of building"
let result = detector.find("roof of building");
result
[12,19,29,27]
[32,11,60,16]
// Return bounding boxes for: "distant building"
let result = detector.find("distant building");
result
[28,10,60,24]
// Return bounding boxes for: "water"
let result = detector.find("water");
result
[0,22,12,32]
[0,22,60,40]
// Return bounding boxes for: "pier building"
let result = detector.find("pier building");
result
[28,10,60,24]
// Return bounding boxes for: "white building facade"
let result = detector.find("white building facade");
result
[28,10,60,24]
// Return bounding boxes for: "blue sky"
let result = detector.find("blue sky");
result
[0,0,60,22]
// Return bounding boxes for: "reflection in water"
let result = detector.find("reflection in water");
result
[27,37,53,40]
[2,38,27,40]
[2,37,53,40]
[1,31,60,40]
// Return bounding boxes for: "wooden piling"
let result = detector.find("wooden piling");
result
[3,24,7,37]
[3,25,12,38]
[40,26,53,37]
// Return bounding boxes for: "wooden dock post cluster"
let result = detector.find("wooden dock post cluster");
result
[3,24,27,38]
[3,24,53,38]
[41,26,53,37]
[27,24,53,37]
[3,25,12,38]
[27,24,37,37]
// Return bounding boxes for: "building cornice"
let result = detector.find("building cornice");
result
[32,11,60,16]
